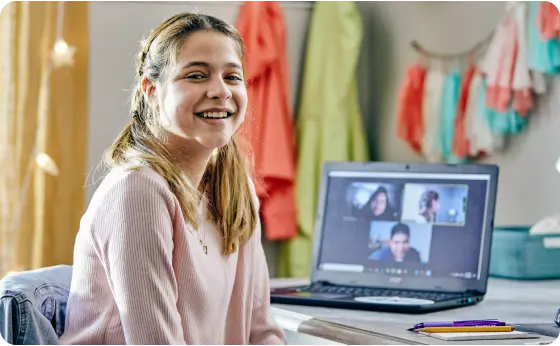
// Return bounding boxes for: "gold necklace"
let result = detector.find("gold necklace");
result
[195,229,207,254]
[191,201,207,254]
[195,180,208,254]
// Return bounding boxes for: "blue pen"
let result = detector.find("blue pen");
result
[414,319,505,329]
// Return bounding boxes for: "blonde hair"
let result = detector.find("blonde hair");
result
[106,13,256,255]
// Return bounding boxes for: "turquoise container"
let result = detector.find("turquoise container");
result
[489,226,560,280]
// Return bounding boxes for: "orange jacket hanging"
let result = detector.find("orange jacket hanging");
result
[236,1,298,241]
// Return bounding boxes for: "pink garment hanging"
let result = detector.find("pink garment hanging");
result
[396,63,427,154]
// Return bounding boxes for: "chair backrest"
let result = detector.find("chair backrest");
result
[0,265,73,345]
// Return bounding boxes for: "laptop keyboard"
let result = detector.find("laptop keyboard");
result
[309,283,464,302]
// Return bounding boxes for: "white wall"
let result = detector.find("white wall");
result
[88,2,560,273]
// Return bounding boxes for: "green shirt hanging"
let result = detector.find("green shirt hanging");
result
[278,1,370,278]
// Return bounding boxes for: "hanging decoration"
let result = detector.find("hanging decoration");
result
[397,1,560,163]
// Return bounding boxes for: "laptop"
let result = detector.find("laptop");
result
[271,161,499,313]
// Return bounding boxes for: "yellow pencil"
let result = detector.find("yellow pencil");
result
[417,326,513,333]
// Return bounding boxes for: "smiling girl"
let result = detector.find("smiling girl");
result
[60,13,286,345]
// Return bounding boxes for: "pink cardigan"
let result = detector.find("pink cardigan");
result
[60,166,286,345]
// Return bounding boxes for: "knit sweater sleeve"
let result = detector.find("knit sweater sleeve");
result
[91,171,186,345]
[247,179,287,345]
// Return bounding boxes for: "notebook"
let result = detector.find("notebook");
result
[419,330,539,341]
[271,161,499,313]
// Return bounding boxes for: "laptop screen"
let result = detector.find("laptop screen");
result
[314,166,496,293]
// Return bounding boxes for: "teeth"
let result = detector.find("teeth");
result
[201,111,229,118]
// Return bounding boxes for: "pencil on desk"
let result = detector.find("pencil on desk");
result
[416,326,513,333]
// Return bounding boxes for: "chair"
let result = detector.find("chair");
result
[0,265,72,345]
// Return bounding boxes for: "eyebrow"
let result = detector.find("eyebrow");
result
[179,61,242,70]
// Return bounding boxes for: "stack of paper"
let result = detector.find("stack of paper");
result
[418,330,539,341]
[410,319,540,341]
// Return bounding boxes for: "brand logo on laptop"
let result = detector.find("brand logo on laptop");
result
[389,277,403,284]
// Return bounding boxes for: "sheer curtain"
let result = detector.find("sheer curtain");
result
[0,1,89,276]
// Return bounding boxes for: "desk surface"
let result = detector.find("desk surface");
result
[270,277,560,345]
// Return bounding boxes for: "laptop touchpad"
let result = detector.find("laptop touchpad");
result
[354,296,435,305]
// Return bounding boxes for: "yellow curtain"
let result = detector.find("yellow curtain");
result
[0,1,89,276]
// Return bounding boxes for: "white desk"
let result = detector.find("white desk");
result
[270,278,560,345]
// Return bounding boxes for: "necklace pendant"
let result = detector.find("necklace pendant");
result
[203,245,208,255]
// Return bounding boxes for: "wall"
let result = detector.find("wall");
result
[88,2,560,275]
[357,1,560,226]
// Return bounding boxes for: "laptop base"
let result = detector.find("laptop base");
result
[271,284,484,314]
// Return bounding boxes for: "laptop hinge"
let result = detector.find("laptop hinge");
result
[465,289,483,296]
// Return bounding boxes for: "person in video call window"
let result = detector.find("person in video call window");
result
[357,186,396,221]
[416,190,439,224]
[369,223,421,263]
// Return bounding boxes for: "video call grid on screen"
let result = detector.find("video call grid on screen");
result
[317,171,490,281]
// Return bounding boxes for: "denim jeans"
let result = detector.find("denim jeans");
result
[0,265,72,345]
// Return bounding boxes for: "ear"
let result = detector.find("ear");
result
[141,77,156,100]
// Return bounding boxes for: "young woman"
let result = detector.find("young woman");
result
[357,186,397,222]
[60,13,286,345]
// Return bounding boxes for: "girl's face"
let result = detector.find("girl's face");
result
[371,192,387,216]
[158,31,247,151]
